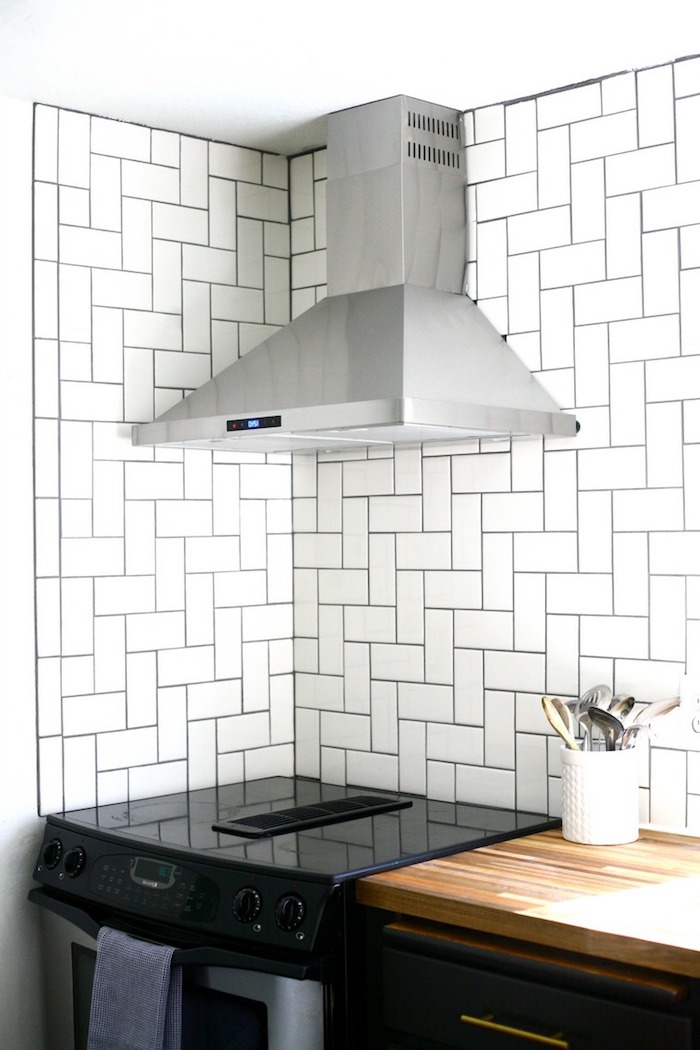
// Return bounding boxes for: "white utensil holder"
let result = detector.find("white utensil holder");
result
[560,746,639,845]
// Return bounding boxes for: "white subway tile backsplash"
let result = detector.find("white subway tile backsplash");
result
[32,66,700,823]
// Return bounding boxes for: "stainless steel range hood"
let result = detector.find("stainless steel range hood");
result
[133,95,577,453]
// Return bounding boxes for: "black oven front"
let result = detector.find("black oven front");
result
[28,777,559,1050]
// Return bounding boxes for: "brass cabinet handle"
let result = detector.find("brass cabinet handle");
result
[460,1013,569,1048]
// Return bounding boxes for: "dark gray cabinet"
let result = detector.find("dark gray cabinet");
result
[380,923,696,1049]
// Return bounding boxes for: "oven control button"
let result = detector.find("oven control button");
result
[275,893,305,931]
[63,847,86,879]
[42,838,63,870]
[232,886,262,924]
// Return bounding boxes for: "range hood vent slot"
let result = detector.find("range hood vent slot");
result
[132,94,577,454]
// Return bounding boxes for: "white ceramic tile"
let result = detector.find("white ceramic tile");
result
[516,734,548,813]
[540,287,574,372]
[35,181,58,260]
[125,501,155,575]
[466,140,505,183]
[650,576,686,662]
[570,110,638,162]
[452,451,510,492]
[58,263,91,341]
[574,276,642,324]
[505,100,537,175]
[686,446,700,529]
[602,72,637,114]
[61,656,93,698]
[537,82,601,130]
[507,252,540,333]
[158,644,215,688]
[153,239,182,312]
[212,284,264,322]
[369,534,396,606]
[398,719,427,795]
[92,268,153,309]
[396,533,451,570]
[129,761,188,801]
[34,259,59,338]
[675,57,700,96]
[637,64,675,148]
[643,181,700,231]
[513,532,577,572]
[537,127,571,208]
[294,533,342,568]
[580,615,648,659]
[153,202,209,244]
[508,206,570,255]
[425,609,453,685]
[237,217,264,289]
[343,641,370,714]
[318,569,368,605]
[58,109,90,188]
[647,401,683,488]
[483,650,545,693]
[90,154,122,233]
[642,229,680,315]
[681,269,700,355]
[342,497,368,568]
[475,219,507,298]
[613,488,684,531]
[647,356,700,402]
[606,144,676,197]
[35,498,59,576]
[650,532,700,575]
[125,651,157,727]
[35,105,58,182]
[476,173,537,221]
[63,735,96,810]
[454,610,513,650]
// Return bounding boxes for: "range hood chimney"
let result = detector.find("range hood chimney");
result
[133,95,577,453]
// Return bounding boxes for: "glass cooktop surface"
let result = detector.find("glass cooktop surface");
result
[50,777,559,882]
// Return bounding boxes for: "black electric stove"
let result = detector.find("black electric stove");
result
[31,777,558,956]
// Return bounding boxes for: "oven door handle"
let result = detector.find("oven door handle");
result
[28,887,324,979]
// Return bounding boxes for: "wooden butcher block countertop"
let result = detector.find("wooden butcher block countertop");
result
[356,827,700,979]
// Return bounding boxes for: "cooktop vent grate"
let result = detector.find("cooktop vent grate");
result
[213,793,412,838]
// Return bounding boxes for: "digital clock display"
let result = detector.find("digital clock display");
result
[227,415,282,433]
[132,857,175,888]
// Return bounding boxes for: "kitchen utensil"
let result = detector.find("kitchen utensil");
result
[550,696,575,737]
[541,696,580,751]
[608,694,635,720]
[572,685,611,748]
[632,695,680,725]
[620,723,649,749]
[588,707,625,751]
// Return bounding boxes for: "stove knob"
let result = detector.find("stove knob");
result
[275,893,305,932]
[232,887,262,924]
[42,838,63,870]
[63,847,86,879]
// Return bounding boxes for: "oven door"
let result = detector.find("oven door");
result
[30,888,329,1050]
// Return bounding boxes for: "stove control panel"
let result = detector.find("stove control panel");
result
[33,823,339,952]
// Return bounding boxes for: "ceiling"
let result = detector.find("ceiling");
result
[0,0,698,155]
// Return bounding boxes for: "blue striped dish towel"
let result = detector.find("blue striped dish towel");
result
[87,927,182,1050]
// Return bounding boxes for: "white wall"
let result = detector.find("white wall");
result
[0,96,46,1050]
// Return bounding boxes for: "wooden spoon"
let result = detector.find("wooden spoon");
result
[542,696,581,751]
